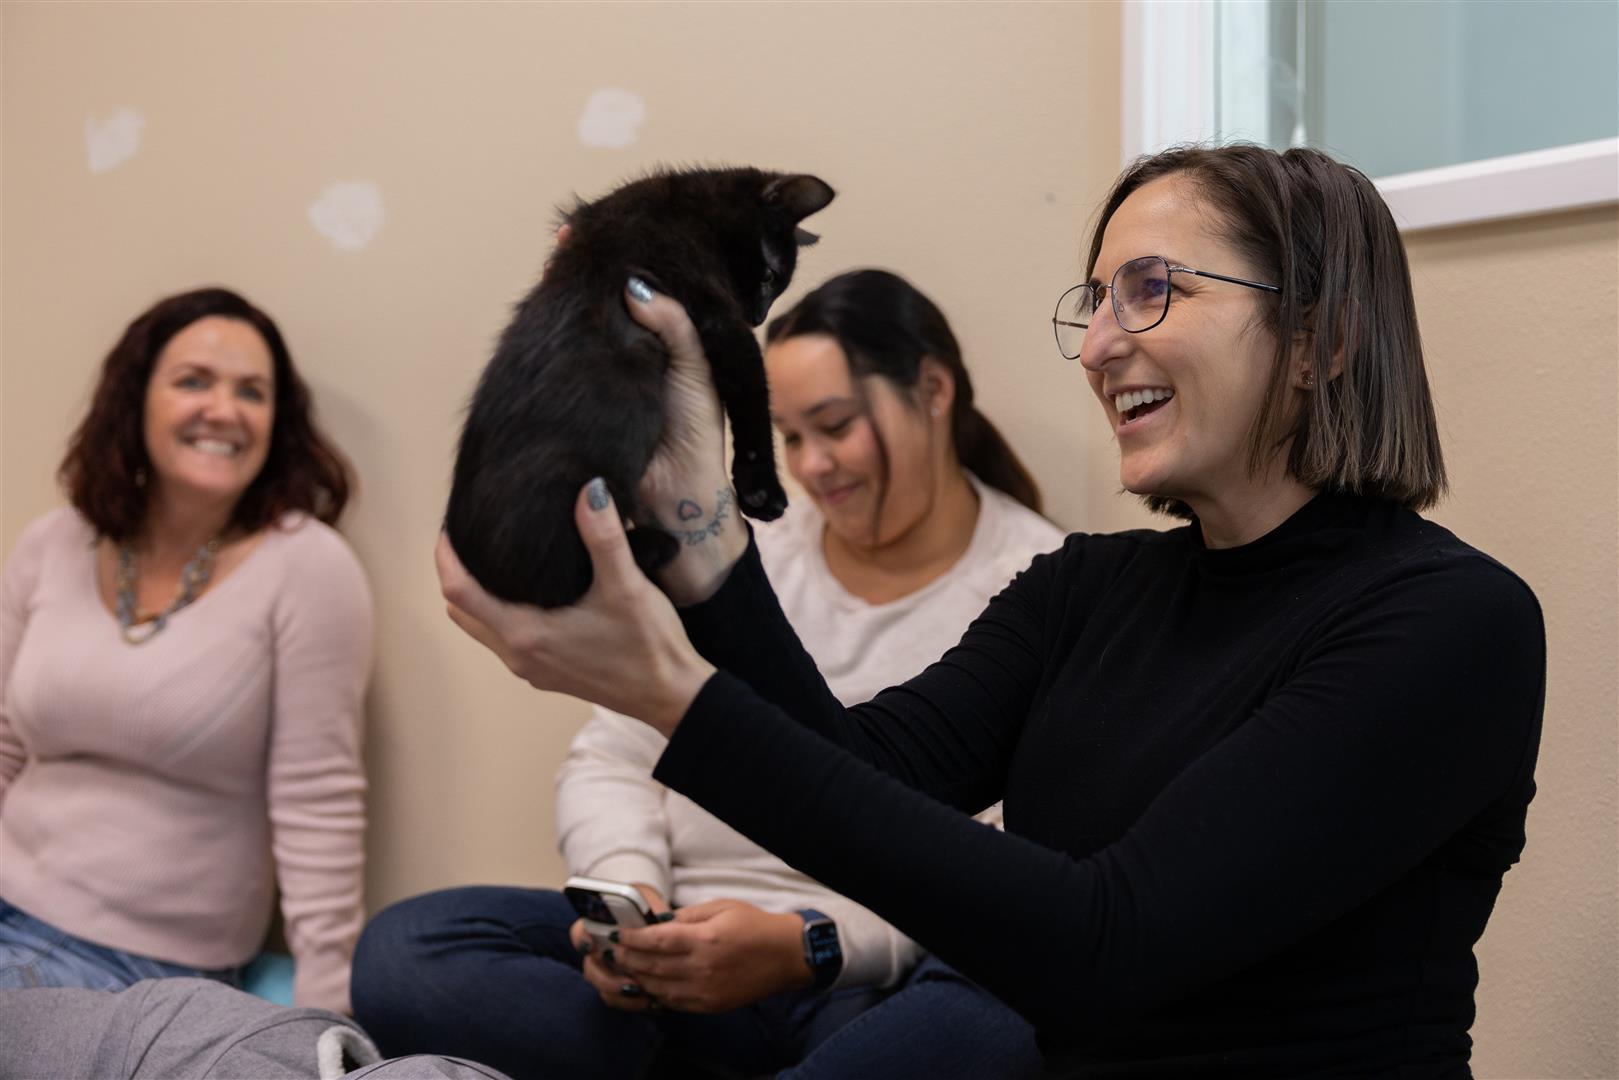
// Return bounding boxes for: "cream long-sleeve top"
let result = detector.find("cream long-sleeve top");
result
[557,475,1066,991]
[0,507,373,1014]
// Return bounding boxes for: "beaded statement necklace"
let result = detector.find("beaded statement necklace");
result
[115,537,221,645]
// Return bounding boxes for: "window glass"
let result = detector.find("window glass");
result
[1216,0,1618,177]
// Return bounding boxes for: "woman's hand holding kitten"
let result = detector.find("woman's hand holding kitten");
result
[434,267,732,733]
[436,480,714,737]
[623,281,749,606]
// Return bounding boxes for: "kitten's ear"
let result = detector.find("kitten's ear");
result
[794,227,820,247]
[763,175,836,222]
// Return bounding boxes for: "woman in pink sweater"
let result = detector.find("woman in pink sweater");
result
[0,287,373,1014]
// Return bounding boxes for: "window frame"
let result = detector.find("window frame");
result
[1121,0,1619,232]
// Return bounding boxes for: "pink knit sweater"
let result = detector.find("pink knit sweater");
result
[0,507,372,1013]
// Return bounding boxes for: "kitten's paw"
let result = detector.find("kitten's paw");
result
[732,458,787,520]
[627,525,681,572]
[739,484,788,521]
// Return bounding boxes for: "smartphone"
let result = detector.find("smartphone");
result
[563,875,654,952]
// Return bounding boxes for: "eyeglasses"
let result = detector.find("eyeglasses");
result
[1052,255,1281,360]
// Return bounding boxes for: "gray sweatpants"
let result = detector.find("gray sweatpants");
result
[0,978,510,1080]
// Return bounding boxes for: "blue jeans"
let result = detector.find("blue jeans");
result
[0,898,243,992]
[353,886,1041,1080]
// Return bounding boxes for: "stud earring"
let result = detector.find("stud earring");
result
[930,405,942,418]
[1303,372,1316,388]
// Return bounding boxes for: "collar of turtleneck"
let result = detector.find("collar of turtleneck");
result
[1183,490,1392,579]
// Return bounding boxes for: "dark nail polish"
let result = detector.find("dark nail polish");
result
[577,938,593,955]
[619,983,643,998]
[608,929,620,944]
[602,948,615,967]
[654,912,676,924]
[586,477,609,511]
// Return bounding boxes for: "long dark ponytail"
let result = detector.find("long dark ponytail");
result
[765,268,1043,515]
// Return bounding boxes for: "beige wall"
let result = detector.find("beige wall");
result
[1,3,1612,1076]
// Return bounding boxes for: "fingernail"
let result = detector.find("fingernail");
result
[608,929,620,944]
[586,477,610,512]
[654,912,676,924]
[627,276,654,303]
[619,983,643,998]
[577,938,593,956]
[602,948,615,967]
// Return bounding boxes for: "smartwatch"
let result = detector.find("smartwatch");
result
[799,909,843,992]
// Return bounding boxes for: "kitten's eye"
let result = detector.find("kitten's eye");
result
[762,268,777,286]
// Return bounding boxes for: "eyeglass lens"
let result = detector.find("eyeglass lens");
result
[1053,285,1092,360]
[1053,256,1172,360]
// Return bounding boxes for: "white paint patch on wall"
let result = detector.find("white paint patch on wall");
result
[85,108,145,174]
[308,182,386,252]
[578,89,647,149]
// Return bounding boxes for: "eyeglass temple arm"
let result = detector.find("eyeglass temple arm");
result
[1171,266,1282,294]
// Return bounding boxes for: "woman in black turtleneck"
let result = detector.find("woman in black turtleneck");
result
[435,145,1544,1078]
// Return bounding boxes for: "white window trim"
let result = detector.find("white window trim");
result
[1121,0,1216,165]
[1374,138,1618,231]
[1121,0,1619,233]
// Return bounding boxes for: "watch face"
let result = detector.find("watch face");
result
[805,920,841,967]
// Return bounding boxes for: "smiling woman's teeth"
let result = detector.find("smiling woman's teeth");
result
[189,438,239,457]
[1113,388,1173,414]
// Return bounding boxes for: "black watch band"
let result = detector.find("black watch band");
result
[799,908,843,992]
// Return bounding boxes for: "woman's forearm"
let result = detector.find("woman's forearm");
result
[648,483,750,607]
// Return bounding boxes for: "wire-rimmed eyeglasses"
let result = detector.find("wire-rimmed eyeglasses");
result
[1052,255,1281,360]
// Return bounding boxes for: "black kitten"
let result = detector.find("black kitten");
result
[446,166,835,607]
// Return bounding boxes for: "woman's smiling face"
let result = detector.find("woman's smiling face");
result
[142,316,275,511]
[1079,175,1283,511]
[765,332,941,549]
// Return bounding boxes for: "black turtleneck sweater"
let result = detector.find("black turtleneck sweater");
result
[653,494,1545,1078]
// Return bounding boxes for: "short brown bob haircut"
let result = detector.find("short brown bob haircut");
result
[1086,144,1446,518]
[59,286,351,540]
